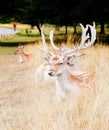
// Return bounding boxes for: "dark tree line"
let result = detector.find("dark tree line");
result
[0,0,109,35]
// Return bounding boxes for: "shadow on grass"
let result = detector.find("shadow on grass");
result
[1,32,109,47]
[17,32,40,37]
[0,41,36,46]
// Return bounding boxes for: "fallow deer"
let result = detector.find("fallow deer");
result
[41,22,96,100]
[35,23,89,82]
[35,22,96,99]
[15,44,33,63]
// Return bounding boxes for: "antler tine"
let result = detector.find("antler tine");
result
[77,23,90,50]
[41,25,48,52]
[37,46,54,56]
[61,44,69,51]
[37,25,54,56]
[78,22,96,49]
[63,23,88,56]
[49,29,60,51]
[49,30,69,56]
[87,21,96,45]
[92,21,96,28]
[78,22,96,50]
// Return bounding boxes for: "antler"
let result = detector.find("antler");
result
[49,29,68,55]
[78,21,96,50]
[49,30,60,51]
[38,23,96,57]
[37,25,54,56]
[86,21,96,46]
[64,22,96,56]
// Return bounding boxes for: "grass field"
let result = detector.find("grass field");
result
[0,23,109,46]
[0,41,109,130]
[0,46,16,54]
[0,23,109,130]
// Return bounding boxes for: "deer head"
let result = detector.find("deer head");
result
[43,55,66,77]
[15,44,24,55]
[15,44,33,63]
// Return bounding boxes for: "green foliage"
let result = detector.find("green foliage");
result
[0,0,109,36]
[0,0,109,26]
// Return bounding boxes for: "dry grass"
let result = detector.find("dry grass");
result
[0,43,109,130]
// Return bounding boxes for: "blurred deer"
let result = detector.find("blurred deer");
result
[15,44,33,63]
[40,22,96,100]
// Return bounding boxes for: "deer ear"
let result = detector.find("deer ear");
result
[20,45,24,49]
[42,57,50,63]
[72,53,86,57]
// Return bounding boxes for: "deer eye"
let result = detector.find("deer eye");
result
[58,62,63,65]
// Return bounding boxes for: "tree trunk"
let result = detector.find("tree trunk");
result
[55,25,60,31]
[73,21,77,34]
[65,25,68,34]
[36,23,41,36]
[100,21,105,34]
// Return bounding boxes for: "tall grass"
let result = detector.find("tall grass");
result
[6,43,109,130]
[0,38,109,129]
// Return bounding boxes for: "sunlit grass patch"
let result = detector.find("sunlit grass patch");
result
[0,46,16,54]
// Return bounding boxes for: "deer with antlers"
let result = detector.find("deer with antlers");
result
[15,44,33,63]
[35,24,84,82]
[35,24,82,82]
[36,23,96,100]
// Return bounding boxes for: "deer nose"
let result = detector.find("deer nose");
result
[48,71,54,76]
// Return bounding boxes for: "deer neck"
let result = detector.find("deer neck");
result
[68,64,80,71]
[56,69,77,91]
[19,51,28,60]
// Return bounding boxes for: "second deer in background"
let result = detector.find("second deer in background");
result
[15,44,33,63]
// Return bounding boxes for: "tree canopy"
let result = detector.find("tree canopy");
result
[0,0,109,34]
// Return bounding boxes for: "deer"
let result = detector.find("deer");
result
[15,44,33,63]
[35,22,96,89]
[41,22,96,100]
[35,24,90,82]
